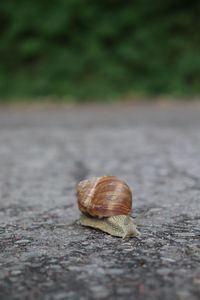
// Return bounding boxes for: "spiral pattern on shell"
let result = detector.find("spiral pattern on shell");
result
[77,176,132,217]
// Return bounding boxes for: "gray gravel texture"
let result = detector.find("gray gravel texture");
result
[0,103,200,300]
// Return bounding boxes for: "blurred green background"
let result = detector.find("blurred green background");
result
[0,0,200,101]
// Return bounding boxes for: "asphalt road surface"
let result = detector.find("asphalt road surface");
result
[0,102,200,300]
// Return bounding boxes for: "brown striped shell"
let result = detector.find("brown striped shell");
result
[77,176,132,217]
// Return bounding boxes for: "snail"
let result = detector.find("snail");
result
[77,176,140,238]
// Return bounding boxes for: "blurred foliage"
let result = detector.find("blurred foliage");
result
[0,0,200,100]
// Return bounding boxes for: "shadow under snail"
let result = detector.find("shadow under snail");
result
[77,176,140,238]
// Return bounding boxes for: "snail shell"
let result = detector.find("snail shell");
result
[77,176,139,238]
[77,176,132,218]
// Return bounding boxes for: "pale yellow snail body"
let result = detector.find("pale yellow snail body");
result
[77,176,139,238]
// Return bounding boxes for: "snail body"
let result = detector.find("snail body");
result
[77,176,139,238]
